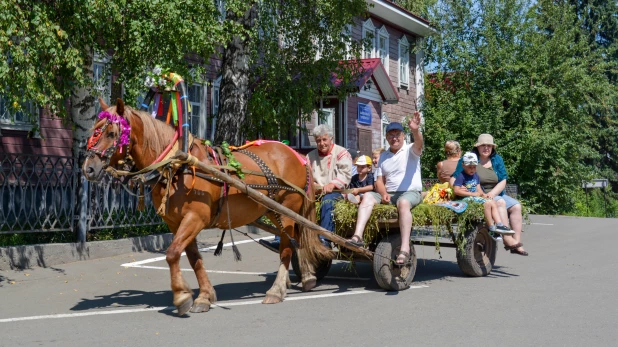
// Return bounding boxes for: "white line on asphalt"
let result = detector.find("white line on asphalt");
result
[129,265,371,281]
[120,236,276,267]
[530,223,554,226]
[0,287,427,323]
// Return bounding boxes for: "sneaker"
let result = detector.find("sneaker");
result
[346,193,359,204]
[495,225,516,235]
[259,239,280,253]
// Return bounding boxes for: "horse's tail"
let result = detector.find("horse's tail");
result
[298,161,333,265]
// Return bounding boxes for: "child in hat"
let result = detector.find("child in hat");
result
[453,152,514,235]
[346,155,375,204]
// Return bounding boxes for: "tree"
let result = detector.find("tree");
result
[215,0,368,144]
[1,0,232,159]
[569,0,618,194]
[419,0,616,214]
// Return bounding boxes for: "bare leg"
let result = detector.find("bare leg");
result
[508,204,525,252]
[483,200,496,226]
[350,194,378,240]
[397,199,412,263]
[496,199,517,247]
[185,240,217,313]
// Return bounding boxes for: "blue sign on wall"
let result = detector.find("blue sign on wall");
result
[357,103,372,125]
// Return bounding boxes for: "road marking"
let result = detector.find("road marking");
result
[530,223,554,226]
[0,286,428,323]
[121,236,276,267]
[131,265,371,281]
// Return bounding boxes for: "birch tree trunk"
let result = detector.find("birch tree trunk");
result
[214,4,257,145]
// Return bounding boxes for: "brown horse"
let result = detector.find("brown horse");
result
[82,98,330,315]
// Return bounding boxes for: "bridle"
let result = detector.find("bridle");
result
[86,111,133,172]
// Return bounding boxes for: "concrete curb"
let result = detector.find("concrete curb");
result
[0,226,263,271]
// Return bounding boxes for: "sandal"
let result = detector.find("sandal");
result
[511,247,529,256]
[347,235,364,248]
[395,251,410,266]
[504,242,522,251]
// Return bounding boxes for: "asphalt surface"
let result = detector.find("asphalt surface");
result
[0,215,616,347]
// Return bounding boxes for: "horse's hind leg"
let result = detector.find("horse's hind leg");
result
[185,239,217,313]
[166,213,205,315]
[263,216,294,304]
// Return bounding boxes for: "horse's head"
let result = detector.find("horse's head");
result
[82,98,132,181]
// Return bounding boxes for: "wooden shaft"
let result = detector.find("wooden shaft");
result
[174,151,373,258]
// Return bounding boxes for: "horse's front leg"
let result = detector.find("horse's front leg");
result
[263,222,294,304]
[185,239,217,313]
[166,213,205,315]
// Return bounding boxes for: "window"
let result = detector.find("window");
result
[0,95,38,133]
[93,55,111,115]
[188,84,207,138]
[398,35,410,88]
[319,108,335,130]
[377,26,389,73]
[381,112,390,149]
[210,76,221,140]
[343,24,352,60]
[362,19,376,59]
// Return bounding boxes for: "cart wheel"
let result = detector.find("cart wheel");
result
[456,224,496,276]
[291,249,332,281]
[372,233,416,291]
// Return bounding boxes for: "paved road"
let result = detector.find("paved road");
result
[1,215,616,347]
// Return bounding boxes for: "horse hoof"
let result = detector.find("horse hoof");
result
[190,302,211,313]
[302,278,316,292]
[209,290,217,304]
[176,296,194,316]
[262,295,283,304]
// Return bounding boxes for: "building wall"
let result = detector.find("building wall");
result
[1,111,73,157]
[345,15,420,154]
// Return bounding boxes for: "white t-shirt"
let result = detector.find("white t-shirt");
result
[376,143,422,192]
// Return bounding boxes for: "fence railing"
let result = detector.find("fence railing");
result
[1,153,164,236]
[1,153,519,238]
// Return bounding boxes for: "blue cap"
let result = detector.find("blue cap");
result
[385,122,404,133]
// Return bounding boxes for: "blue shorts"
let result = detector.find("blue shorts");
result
[495,195,520,209]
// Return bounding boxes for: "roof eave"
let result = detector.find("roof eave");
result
[366,0,437,37]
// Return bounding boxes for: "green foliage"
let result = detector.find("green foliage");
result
[0,0,233,121]
[0,224,168,247]
[221,141,244,179]
[244,0,368,140]
[419,0,618,214]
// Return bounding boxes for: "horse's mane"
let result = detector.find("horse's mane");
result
[108,105,176,159]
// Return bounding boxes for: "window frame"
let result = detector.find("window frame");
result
[398,35,410,88]
[377,26,390,74]
[362,18,376,59]
[210,76,221,141]
[187,83,208,138]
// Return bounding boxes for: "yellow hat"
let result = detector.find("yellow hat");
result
[355,155,372,166]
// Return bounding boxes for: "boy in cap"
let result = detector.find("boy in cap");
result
[453,152,514,235]
[346,155,375,204]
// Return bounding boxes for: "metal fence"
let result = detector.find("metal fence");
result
[1,153,163,236]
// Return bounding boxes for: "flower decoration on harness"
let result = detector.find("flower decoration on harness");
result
[86,111,131,159]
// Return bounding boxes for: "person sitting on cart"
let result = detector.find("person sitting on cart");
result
[261,124,353,251]
[344,155,375,204]
[453,152,515,237]
[347,112,423,265]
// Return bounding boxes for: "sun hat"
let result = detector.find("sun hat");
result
[462,152,478,165]
[384,122,404,133]
[355,155,372,166]
[474,134,496,147]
